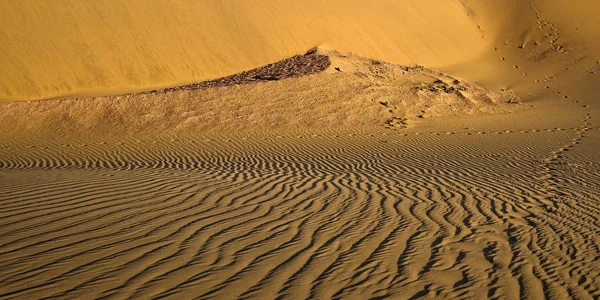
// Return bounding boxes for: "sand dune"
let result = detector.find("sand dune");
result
[1,0,489,101]
[0,50,519,139]
[1,0,600,299]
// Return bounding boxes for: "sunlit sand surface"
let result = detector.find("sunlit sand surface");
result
[1,1,599,299]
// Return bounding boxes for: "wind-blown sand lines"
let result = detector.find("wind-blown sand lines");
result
[1,126,598,299]
[1,0,599,298]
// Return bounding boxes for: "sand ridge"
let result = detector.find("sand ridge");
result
[0,49,519,139]
[0,0,490,101]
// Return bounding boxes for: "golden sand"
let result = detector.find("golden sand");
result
[0,1,599,299]
[0,0,487,101]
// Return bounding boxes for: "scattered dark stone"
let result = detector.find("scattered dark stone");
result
[305,47,318,55]
[335,67,341,72]
[253,75,279,81]
[151,50,331,93]
[424,84,467,94]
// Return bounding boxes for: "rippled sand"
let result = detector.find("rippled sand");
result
[1,117,599,298]
[1,1,600,299]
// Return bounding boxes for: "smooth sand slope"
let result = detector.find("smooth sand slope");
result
[0,0,488,101]
[1,0,600,299]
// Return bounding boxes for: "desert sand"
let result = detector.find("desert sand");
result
[0,1,599,299]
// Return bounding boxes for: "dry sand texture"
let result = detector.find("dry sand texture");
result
[0,0,486,101]
[1,0,600,299]
[0,50,520,138]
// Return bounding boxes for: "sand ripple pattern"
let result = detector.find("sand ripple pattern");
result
[0,131,598,299]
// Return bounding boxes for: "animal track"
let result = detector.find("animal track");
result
[531,1,566,53]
